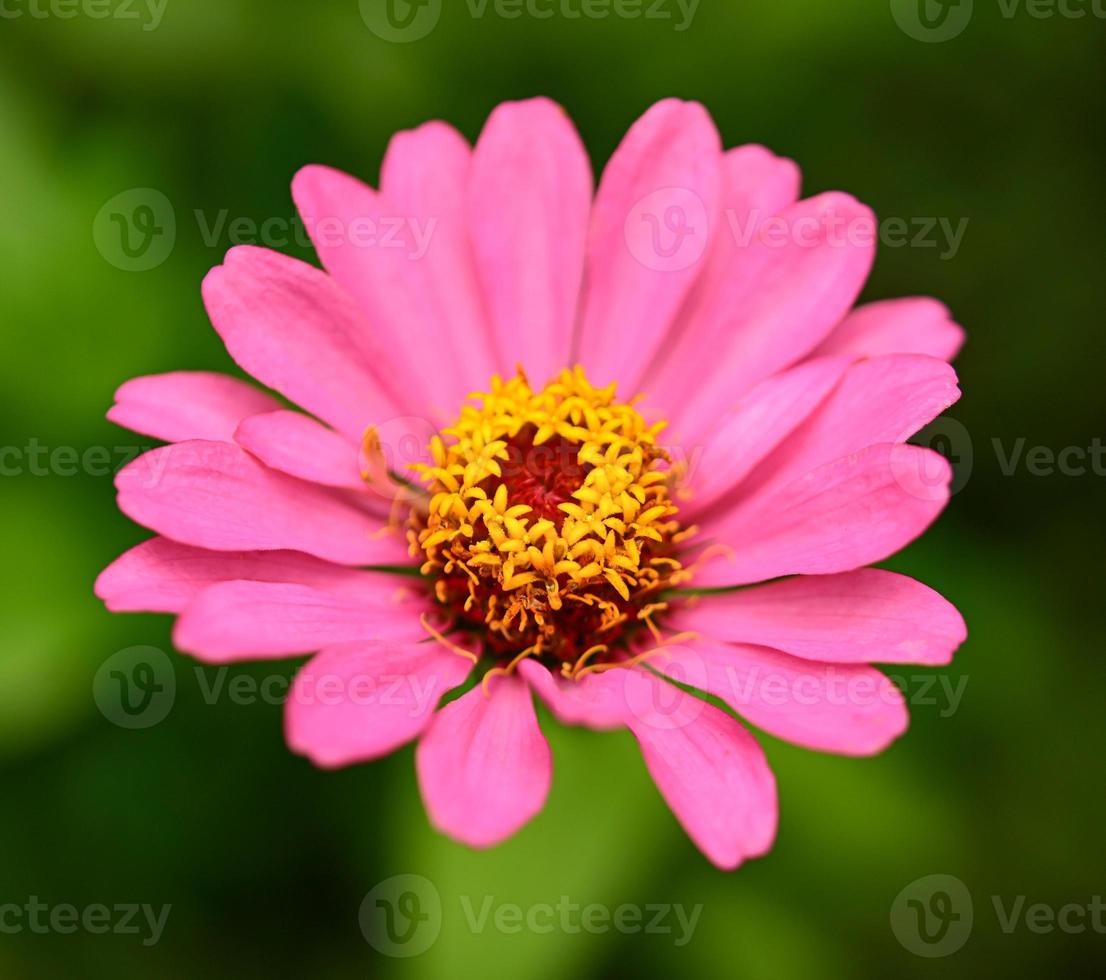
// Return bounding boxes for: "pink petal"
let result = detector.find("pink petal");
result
[731,354,960,508]
[294,137,493,417]
[380,122,501,408]
[620,668,777,870]
[643,143,800,412]
[671,569,966,665]
[115,440,408,566]
[659,192,877,445]
[695,443,952,588]
[416,674,552,848]
[107,371,281,443]
[235,410,364,490]
[524,661,779,867]
[202,245,403,441]
[285,638,475,768]
[681,356,849,518]
[714,143,802,219]
[95,537,409,614]
[653,639,908,757]
[291,164,434,412]
[173,579,428,662]
[812,297,965,362]
[575,99,722,391]
[517,658,631,731]
[468,98,592,386]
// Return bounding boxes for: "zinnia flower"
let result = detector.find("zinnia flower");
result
[96,98,966,869]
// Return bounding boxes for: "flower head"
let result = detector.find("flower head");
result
[410,366,690,672]
[97,98,966,869]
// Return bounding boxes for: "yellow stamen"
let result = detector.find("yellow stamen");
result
[419,613,479,664]
[572,630,700,681]
[565,643,609,678]
[573,646,669,680]
[480,642,541,697]
[409,366,693,665]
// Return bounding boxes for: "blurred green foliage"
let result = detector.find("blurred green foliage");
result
[1,0,1104,976]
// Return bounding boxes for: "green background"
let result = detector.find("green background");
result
[2,0,1104,975]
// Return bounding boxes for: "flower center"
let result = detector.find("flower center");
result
[408,367,691,676]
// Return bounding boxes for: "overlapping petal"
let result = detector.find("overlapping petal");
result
[812,297,965,362]
[469,97,591,386]
[115,440,409,566]
[234,410,364,490]
[416,675,552,848]
[695,443,953,587]
[107,371,281,443]
[95,537,404,614]
[619,668,778,870]
[575,98,723,391]
[680,356,849,517]
[294,125,497,418]
[173,579,428,662]
[521,662,778,869]
[670,569,966,666]
[655,192,877,444]
[652,639,909,757]
[727,353,960,509]
[202,246,405,440]
[286,639,475,768]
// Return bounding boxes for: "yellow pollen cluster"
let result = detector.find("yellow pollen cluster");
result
[408,367,692,665]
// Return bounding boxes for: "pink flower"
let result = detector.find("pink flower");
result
[96,98,966,870]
